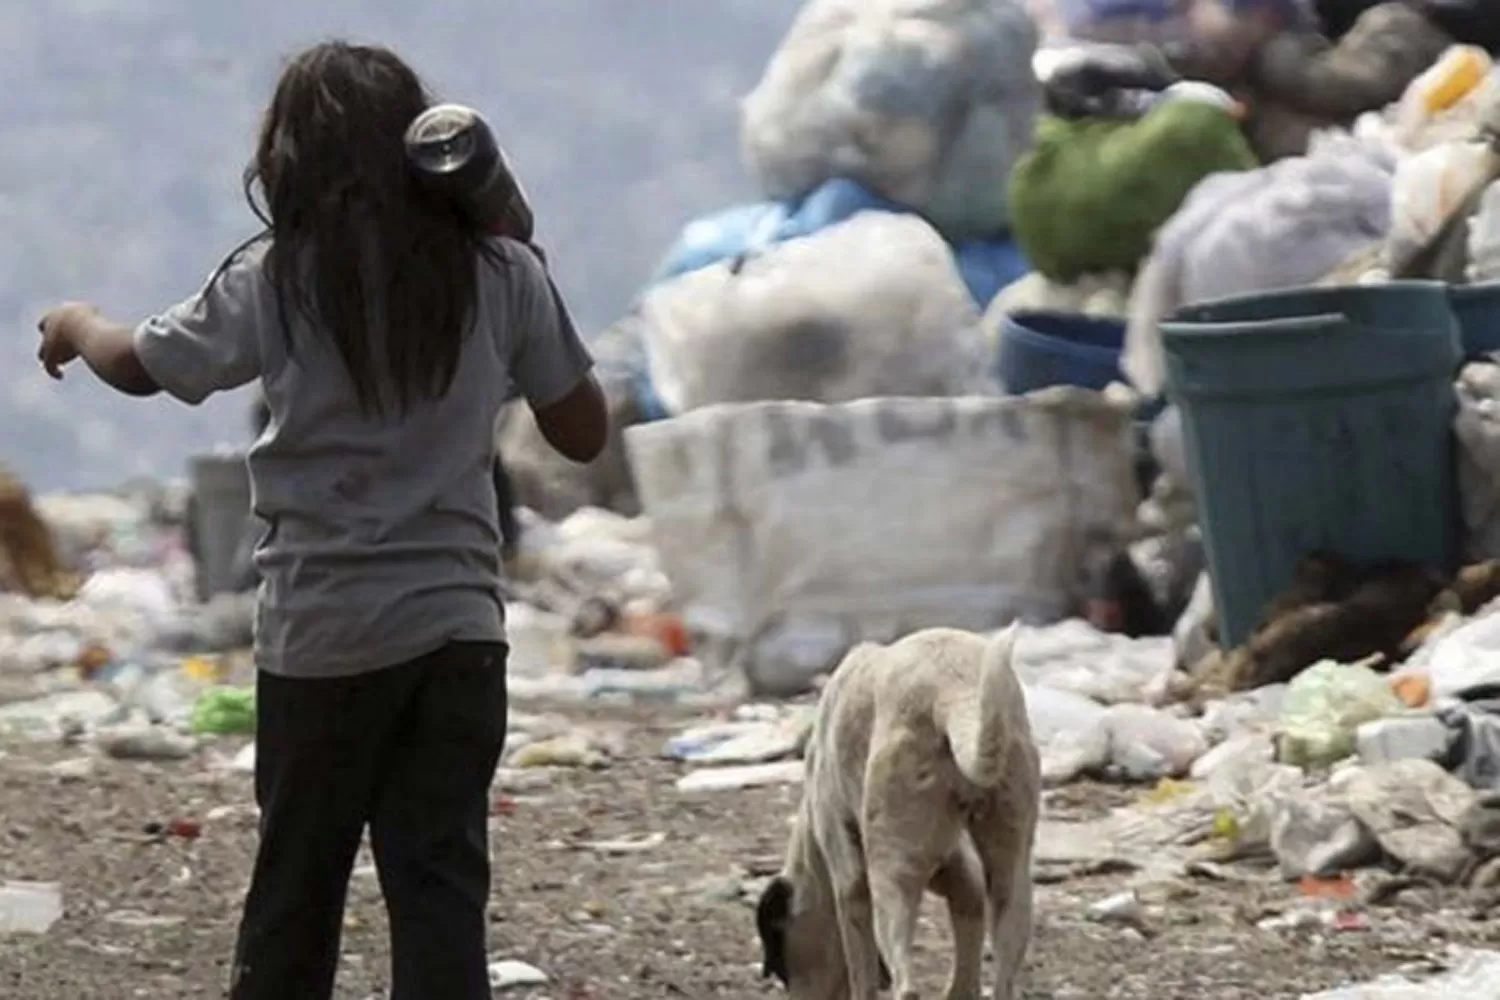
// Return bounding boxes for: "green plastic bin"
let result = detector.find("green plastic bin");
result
[1161,282,1461,651]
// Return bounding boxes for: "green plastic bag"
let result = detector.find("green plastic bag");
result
[1007,99,1258,282]
[191,686,256,736]
[1278,661,1401,769]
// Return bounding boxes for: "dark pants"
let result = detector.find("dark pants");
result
[229,642,509,1000]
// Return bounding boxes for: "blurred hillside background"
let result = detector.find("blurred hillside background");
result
[0,0,799,490]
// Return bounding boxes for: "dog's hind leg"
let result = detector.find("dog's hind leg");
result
[869,867,925,1000]
[865,737,959,1000]
[931,840,986,1000]
[977,818,1035,1000]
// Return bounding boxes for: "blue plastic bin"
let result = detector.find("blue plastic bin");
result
[1450,283,1500,358]
[1161,282,1462,650]
[997,312,1126,395]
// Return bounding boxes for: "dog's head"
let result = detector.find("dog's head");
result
[755,874,796,987]
[756,874,891,996]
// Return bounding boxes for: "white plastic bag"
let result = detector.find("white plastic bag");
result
[1467,180,1500,282]
[1299,949,1500,1000]
[1101,703,1208,780]
[741,0,1041,239]
[1455,362,1500,560]
[1023,683,1111,783]
[639,212,993,416]
[1386,139,1498,270]
[1425,610,1500,699]
[1125,131,1396,396]
[1010,619,1176,705]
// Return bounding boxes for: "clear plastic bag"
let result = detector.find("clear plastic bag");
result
[1467,181,1500,283]
[1387,139,1499,270]
[1278,660,1403,769]
[639,212,993,415]
[740,0,1042,240]
[1023,684,1111,783]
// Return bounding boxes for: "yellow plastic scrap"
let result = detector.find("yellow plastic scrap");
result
[1143,777,1195,805]
[1419,46,1492,115]
[181,657,223,684]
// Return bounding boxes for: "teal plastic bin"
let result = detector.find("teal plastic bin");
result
[1161,282,1462,651]
[1450,283,1500,358]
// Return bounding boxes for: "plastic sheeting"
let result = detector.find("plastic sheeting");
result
[741,0,1041,241]
[638,212,994,416]
[1299,949,1500,1000]
[1124,129,1397,396]
[625,391,1140,695]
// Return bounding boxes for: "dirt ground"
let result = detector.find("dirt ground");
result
[2,698,1499,1000]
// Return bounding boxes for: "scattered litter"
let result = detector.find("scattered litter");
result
[675,760,804,793]
[506,734,610,770]
[94,725,197,762]
[227,742,256,774]
[1279,662,1404,770]
[1013,620,1177,705]
[1024,684,1111,784]
[1299,948,1500,998]
[0,690,119,741]
[577,832,667,855]
[190,686,255,736]
[1339,759,1476,883]
[1088,890,1144,926]
[1356,715,1452,768]
[44,756,95,781]
[0,881,62,935]
[104,910,185,929]
[1102,703,1207,781]
[664,709,812,766]
[487,959,549,990]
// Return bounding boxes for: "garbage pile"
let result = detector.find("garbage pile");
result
[0,482,727,770]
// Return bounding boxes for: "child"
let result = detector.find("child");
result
[36,41,606,1000]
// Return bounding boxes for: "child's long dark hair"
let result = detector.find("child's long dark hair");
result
[243,42,499,416]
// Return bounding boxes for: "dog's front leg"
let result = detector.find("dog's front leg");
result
[833,885,884,1000]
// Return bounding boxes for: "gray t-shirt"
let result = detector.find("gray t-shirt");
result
[134,237,593,678]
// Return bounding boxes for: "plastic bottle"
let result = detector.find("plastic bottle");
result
[405,104,534,243]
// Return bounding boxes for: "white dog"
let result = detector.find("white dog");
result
[756,626,1040,1000]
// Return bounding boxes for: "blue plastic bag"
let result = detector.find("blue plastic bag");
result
[652,202,787,284]
[652,179,901,284]
[954,241,1032,310]
[653,178,1029,308]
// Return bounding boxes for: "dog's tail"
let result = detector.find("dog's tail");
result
[948,624,1022,788]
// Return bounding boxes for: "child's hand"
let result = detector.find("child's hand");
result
[36,302,96,379]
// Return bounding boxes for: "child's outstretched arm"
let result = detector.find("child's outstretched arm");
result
[38,303,160,395]
[39,246,264,405]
